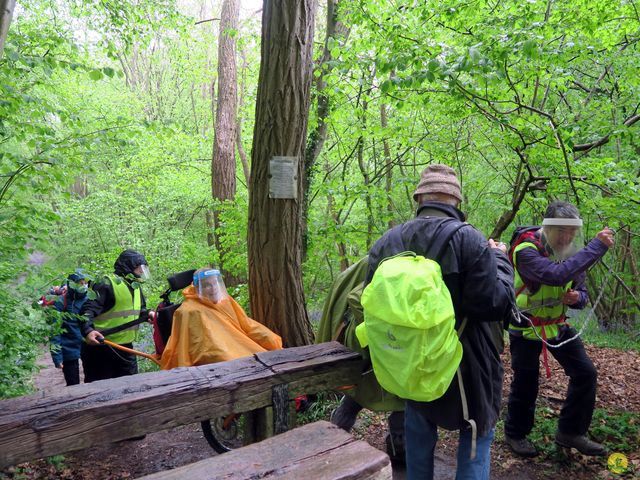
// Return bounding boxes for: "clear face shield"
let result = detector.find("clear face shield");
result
[541,218,584,261]
[193,269,228,303]
[134,264,151,281]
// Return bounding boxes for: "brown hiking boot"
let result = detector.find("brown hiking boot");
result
[505,435,538,457]
[555,432,607,456]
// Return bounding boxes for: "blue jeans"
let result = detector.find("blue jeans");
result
[405,401,494,480]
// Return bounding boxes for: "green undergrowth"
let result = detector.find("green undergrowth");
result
[296,391,342,425]
[569,311,640,352]
[582,327,640,352]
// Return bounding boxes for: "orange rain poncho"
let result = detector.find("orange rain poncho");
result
[160,285,282,369]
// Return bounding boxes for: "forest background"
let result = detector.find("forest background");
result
[0,0,638,399]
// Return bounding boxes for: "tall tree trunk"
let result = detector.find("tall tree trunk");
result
[248,0,316,346]
[357,135,373,248]
[206,80,217,250]
[205,210,215,248]
[236,47,251,185]
[71,176,88,198]
[212,0,240,282]
[489,148,536,239]
[0,0,16,60]
[354,86,373,247]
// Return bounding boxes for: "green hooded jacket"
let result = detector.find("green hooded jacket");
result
[316,256,404,411]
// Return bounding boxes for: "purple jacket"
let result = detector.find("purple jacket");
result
[516,234,609,309]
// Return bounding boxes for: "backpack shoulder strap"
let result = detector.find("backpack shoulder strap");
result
[508,227,546,264]
[427,219,469,263]
[388,225,406,252]
[389,218,468,263]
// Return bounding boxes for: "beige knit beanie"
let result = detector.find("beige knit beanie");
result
[412,164,462,202]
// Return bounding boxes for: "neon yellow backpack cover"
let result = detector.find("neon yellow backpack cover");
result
[356,252,462,402]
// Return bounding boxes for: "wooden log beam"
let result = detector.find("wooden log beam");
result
[0,342,361,469]
[137,421,392,480]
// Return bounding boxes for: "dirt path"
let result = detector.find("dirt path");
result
[2,344,638,479]
[349,344,639,480]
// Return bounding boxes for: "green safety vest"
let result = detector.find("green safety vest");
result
[93,274,142,344]
[512,242,570,340]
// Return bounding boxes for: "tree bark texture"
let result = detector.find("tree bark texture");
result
[248,0,317,347]
[212,0,239,203]
[0,0,16,60]
[212,0,240,280]
[236,47,251,185]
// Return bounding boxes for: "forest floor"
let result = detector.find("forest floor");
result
[1,344,639,480]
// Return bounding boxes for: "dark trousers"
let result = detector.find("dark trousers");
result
[81,343,138,383]
[332,394,404,437]
[505,326,597,439]
[62,358,80,386]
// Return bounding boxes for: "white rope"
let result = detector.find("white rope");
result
[511,262,615,349]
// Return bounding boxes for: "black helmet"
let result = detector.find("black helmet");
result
[114,249,148,277]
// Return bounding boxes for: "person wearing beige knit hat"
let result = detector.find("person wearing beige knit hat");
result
[413,164,505,253]
[413,164,463,204]
[365,163,515,480]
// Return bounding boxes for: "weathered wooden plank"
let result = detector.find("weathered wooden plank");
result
[0,342,361,469]
[137,421,392,480]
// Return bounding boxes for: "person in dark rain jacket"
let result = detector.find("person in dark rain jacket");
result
[80,250,151,383]
[366,164,515,480]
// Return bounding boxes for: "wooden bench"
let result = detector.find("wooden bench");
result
[137,420,392,480]
[0,342,361,469]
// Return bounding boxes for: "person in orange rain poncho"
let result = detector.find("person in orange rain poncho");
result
[160,268,282,369]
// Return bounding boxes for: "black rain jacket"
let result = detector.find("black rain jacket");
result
[80,250,149,337]
[366,201,515,435]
